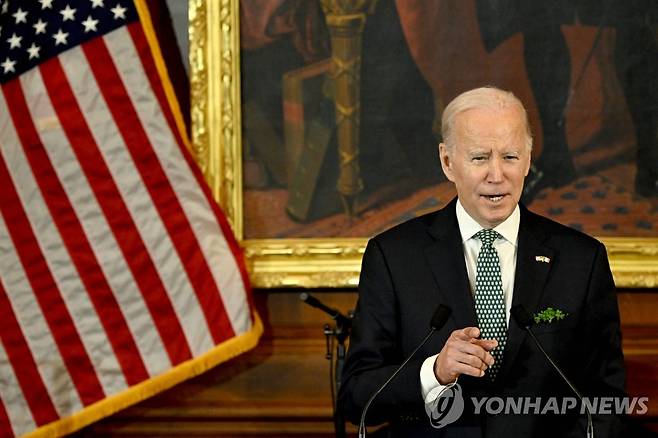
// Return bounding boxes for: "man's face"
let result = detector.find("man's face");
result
[439,106,531,229]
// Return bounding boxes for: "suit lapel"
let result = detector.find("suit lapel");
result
[423,202,556,382]
[498,206,555,381]
[424,200,478,329]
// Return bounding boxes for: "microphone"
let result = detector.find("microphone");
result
[299,292,352,328]
[510,305,594,438]
[358,304,452,438]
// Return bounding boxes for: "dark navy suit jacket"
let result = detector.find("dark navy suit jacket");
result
[339,199,625,437]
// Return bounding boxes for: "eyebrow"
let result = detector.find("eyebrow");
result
[466,148,524,157]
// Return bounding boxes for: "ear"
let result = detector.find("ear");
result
[523,152,531,177]
[439,143,455,182]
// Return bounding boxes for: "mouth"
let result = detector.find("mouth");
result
[481,194,506,203]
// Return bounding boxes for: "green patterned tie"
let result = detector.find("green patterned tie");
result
[474,229,507,380]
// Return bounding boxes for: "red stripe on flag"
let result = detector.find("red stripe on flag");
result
[0,139,105,408]
[0,396,14,436]
[2,81,149,386]
[0,279,58,427]
[128,23,256,320]
[37,58,193,365]
[84,31,235,342]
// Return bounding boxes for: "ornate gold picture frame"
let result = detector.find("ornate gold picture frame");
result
[189,0,658,289]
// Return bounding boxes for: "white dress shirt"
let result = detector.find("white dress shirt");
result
[419,199,521,403]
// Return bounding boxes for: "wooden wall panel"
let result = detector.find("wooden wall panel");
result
[75,290,658,437]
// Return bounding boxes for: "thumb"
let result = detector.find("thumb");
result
[465,327,480,339]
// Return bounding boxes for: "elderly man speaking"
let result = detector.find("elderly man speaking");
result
[339,87,625,437]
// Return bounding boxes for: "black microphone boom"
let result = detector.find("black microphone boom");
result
[358,304,452,438]
[510,305,594,438]
[300,292,353,438]
[299,292,352,327]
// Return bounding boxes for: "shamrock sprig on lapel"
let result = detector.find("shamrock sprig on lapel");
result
[533,307,568,324]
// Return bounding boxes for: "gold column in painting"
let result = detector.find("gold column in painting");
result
[320,0,377,218]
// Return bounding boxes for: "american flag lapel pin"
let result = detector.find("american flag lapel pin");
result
[535,255,551,263]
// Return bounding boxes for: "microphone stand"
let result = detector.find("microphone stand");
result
[525,328,594,438]
[511,305,594,438]
[300,293,353,438]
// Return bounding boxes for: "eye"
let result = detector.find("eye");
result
[504,155,519,160]
[472,156,486,162]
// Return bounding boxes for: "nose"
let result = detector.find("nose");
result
[487,157,503,183]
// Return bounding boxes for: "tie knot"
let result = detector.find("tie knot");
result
[476,229,500,246]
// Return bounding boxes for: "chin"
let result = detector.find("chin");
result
[481,208,513,228]
[487,217,507,228]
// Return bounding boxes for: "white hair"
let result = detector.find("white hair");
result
[441,86,533,152]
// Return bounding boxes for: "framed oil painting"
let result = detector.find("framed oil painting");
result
[189,0,658,288]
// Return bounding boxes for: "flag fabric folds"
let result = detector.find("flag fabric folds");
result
[0,1,261,436]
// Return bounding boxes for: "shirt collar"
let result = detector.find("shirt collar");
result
[455,199,520,246]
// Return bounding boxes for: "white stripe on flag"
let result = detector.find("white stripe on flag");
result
[0,209,78,418]
[99,27,220,352]
[18,58,172,378]
[0,337,35,437]
[10,72,129,396]
[104,27,251,335]
[60,35,214,357]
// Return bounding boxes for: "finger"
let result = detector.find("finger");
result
[459,346,496,368]
[478,351,495,367]
[465,340,497,366]
[452,327,480,341]
[471,338,498,351]
[464,327,481,339]
[451,361,486,379]
[436,347,490,382]
[451,341,491,362]
[451,351,489,371]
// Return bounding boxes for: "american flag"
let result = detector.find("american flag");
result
[0,1,259,436]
